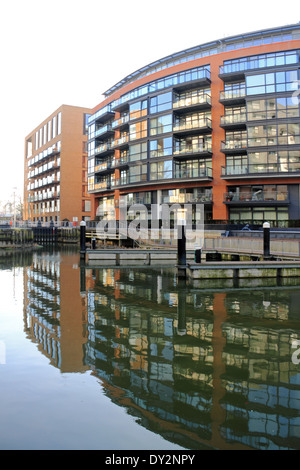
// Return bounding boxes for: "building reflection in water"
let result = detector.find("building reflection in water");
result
[23,251,300,450]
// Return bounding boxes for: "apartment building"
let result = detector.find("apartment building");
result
[24,104,92,224]
[87,23,300,227]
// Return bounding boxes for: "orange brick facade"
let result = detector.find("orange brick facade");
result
[24,104,92,224]
[87,25,300,227]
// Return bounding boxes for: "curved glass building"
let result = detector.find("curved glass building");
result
[87,23,300,227]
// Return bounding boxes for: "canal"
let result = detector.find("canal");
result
[0,247,300,450]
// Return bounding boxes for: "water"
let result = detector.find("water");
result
[1,248,300,450]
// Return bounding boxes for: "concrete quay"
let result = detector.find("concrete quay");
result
[186,260,300,280]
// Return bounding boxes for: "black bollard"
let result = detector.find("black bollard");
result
[263,222,270,259]
[80,221,86,257]
[194,246,201,263]
[177,220,186,266]
[92,237,96,250]
[177,220,186,279]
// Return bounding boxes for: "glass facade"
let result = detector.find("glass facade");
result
[87,24,300,226]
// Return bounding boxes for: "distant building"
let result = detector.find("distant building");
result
[24,104,92,224]
[87,23,300,227]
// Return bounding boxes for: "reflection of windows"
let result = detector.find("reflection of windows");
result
[223,50,299,74]
[129,142,147,162]
[174,135,212,154]
[83,113,90,134]
[88,176,94,191]
[129,100,147,120]
[247,97,300,120]
[150,160,172,180]
[129,120,147,140]
[229,206,289,224]
[150,137,172,157]
[247,150,300,173]
[174,158,212,179]
[246,70,298,95]
[88,158,95,174]
[162,187,212,203]
[225,155,248,175]
[248,123,300,146]
[150,92,172,114]
[150,114,172,135]
[129,164,147,183]
[125,191,152,205]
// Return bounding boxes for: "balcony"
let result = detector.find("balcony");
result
[111,155,129,168]
[173,167,213,181]
[95,161,112,174]
[111,135,129,149]
[162,193,213,204]
[173,141,212,158]
[94,181,112,191]
[112,114,129,130]
[173,117,212,136]
[173,67,211,92]
[89,105,115,124]
[94,155,129,174]
[111,97,130,113]
[219,87,246,105]
[219,65,245,83]
[28,146,60,168]
[221,139,247,154]
[94,142,113,156]
[94,124,114,139]
[220,113,246,130]
[173,93,211,113]
[224,191,289,205]
[221,163,300,179]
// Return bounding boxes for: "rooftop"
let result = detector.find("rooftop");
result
[104,23,300,97]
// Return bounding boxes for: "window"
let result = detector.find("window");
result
[222,50,299,74]
[246,70,299,95]
[26,139,32,158]
[150,91,172,114]
[129,100,147,120]
[150,114,172,136]
[174,135,212,154]
[150,137,172,158]
[52,116,57,139]
[129,120,147,140]
[83,113,90,135]
[129,164,147,183]
[57,112,62,135]
[150,160,173,180]
[88,141,95,157]
[129,142,147,162]
[225,155,248,175]
[88,176,94,191]
[173,159,212,179]
[248,122,300,147]
[47,121,51,141]
[88,158,95,174]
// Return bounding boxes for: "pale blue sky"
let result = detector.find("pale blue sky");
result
[0,0,298,204]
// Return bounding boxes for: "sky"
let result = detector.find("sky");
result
[0,0,299,206]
